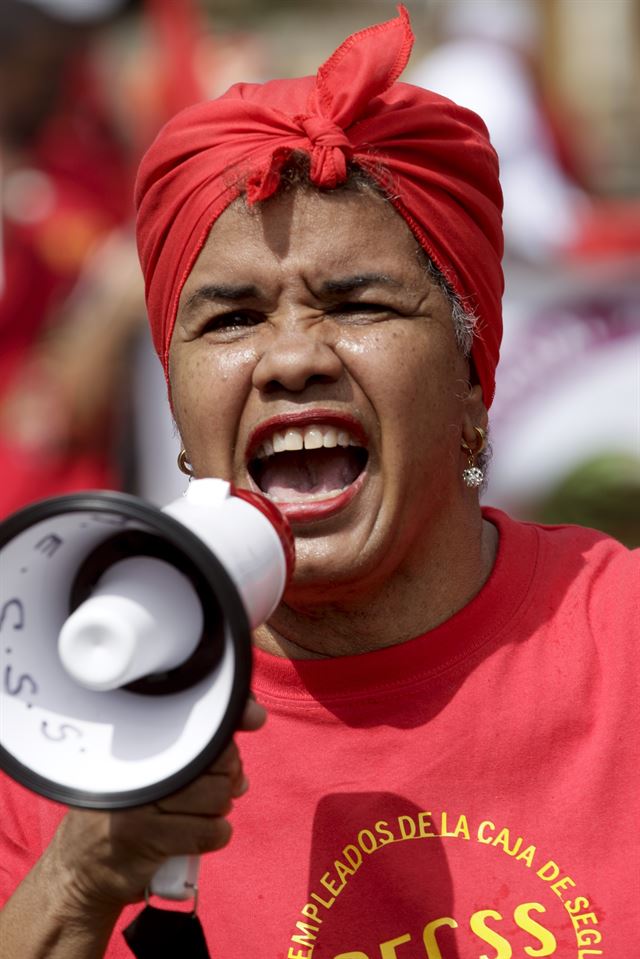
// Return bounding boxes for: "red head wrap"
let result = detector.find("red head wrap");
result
[135,6,504,406]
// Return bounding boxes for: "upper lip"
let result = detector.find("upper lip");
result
[245,409,368,462]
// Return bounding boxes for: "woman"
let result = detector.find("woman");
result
[1,10,637,958]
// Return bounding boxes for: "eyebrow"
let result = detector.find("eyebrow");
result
[321,273,403,295]
[184,283,261,312]
[184,273,404,311]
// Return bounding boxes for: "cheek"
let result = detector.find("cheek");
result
[340,326,467,493]
[339,324,464,429]
[169,344,255,461]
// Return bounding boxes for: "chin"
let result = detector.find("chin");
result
[282,534,387,608]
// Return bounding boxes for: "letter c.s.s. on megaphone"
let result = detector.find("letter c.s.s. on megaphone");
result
[0,478,294,900]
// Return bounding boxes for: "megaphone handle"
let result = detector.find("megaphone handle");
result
[149,854,200,901]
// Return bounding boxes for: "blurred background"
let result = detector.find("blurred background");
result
[1,0,638,544]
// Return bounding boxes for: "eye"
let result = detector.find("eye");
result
[202,310,264,336]
[328,301,397,321]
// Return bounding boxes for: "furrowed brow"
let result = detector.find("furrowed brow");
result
[184,283,261,311]
[321,274,403,296]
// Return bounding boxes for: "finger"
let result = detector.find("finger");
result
[212,740,241,770]
[154,814,233,856]
[202,746,246,798]
[150,742,247,812]
[203,742,246,795]
[112,811,233,859]
[240,695,267,731]
[151,774,234,817]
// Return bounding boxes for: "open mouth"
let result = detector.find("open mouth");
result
[248,421,369,506]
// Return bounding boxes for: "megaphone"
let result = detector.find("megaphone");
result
[0,478,293,899]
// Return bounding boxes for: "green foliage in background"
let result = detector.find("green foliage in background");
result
[533,454,640,548]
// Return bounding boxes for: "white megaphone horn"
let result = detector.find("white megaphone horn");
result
[0,478,294,900]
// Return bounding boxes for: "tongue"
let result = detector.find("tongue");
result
[257,448,361,502]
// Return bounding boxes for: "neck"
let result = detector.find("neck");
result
[254,511,498,660]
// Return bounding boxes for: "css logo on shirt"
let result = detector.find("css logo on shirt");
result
[329,900,557,958]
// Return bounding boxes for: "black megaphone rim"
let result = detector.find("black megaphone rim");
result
[0,490,252,809]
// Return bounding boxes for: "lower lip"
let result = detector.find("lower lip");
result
[266,470,367,524]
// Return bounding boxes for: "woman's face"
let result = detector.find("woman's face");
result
[170,187,486,600]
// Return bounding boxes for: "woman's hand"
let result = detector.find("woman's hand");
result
[0,699,266,958]
[48,697,267,914]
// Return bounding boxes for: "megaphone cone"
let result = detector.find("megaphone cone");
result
[1,479,293,899]
[0,479,292,808]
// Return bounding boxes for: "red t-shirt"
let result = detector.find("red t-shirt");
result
[1,509,638,958]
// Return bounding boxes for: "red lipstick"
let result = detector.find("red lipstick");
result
[245,409,369,525]
[246,409,368,460]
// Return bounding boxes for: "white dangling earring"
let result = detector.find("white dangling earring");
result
[461,427,486,488]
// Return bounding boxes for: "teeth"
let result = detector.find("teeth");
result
[284,430,303,451]
[253,424,361,459]
[268,487,347,503]
[304,427,324,450]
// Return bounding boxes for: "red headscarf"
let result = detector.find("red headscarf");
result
[135,6,504,406]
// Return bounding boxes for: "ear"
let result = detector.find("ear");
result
[461,382,488,448]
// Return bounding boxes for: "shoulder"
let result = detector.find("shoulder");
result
[487,505,637,570]
[523,514,636,583]
[486,507,639,635]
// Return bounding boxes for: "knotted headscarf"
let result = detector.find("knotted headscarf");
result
[136,6,504,406]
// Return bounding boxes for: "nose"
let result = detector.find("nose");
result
[251,325,343,394]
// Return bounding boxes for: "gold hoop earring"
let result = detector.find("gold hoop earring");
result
[177,449,195,477]
[461,426,486,489]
